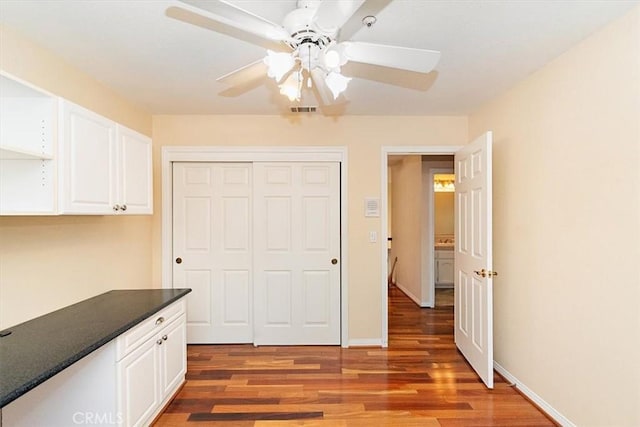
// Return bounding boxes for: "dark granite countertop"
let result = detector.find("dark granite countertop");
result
[0,288,191,408]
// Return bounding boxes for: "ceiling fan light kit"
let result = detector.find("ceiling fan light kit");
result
[173,0,441,109]
[264,50,296,83]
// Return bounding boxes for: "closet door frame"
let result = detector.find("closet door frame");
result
[161,146,349,347]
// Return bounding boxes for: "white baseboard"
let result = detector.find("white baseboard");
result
[494,362,575,427]
[394,283,430,307]
[347,338,384,347]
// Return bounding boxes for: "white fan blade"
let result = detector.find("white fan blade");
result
[341,41,441,74]
[310,69,334,105]
[217,59,267,86]
[167,7,290,51]
[313,0,366,35]
[178,0,290,42]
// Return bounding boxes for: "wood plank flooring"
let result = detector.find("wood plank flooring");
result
[154,288,556,426]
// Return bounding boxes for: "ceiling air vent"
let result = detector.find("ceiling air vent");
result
[290,106,317,113]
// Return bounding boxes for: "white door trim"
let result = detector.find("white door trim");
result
[380,146,462,347]
[162,146,349,346]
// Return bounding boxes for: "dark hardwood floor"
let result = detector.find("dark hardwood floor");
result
[154,287,556,426]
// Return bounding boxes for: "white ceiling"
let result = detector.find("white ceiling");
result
[0,0,637,116]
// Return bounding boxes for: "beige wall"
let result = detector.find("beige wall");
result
[0,26,153,328]
[152,115,468,341]
[390,156,425,304]
[469,6,640,426]
[434,193,454,236]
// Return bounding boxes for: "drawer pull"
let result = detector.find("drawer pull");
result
[155,316,165,325]
[162,335,168,341]
[156,339,163,345]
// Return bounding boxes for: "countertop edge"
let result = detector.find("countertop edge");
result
[0,288,191,408]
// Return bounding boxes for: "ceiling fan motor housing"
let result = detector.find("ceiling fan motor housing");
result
[283,6,335,45]
[283,5,336,73]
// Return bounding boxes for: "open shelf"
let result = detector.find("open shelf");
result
[0,72,57,215]
[0,145,54,160]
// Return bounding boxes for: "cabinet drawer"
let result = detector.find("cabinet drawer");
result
[435,250,454,260]
[116,299,185,361]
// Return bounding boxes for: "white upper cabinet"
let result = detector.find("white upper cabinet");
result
[59,100,118,214]
[59,100,152,215]
[118,125,153,214]
[0,74,58,215]
[0,72,152,216]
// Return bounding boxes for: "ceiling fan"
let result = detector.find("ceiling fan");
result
[167,0,441,106]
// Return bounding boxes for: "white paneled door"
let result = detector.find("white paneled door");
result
[253,163,341,345]
[172,162,341,345]
[173,163,253,344]
[454,132,494,388]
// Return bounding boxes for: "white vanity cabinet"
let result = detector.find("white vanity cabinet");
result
[0,74,57,215]
[59,100,152,215]
[116,300,186,427]
[435,250,454,287]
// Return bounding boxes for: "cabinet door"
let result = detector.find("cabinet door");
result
[439,258,455,285]
[60,100,117,214]
[117,337,160,427]
[117,125,153,214]
[160,314,187,398]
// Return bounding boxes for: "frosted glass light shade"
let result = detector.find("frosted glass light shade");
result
[325,71,351,99]
[279,72,301,101]
[323,50,341,69]
[264,50,295,82]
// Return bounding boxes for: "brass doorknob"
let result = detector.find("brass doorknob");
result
[474,269,498,278]
[175,257,182,264]
[331,258,338,265]
[474,269,487,277]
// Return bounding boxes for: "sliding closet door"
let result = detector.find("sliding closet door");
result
[173,162,253,343]
[252,162,341,345]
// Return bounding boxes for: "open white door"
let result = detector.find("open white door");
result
[454,131,495,388]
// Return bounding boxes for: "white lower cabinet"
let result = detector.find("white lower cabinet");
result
[1,298,187,427]
[435,250,454,286]
[161,315,188,397]
[117,304,187,427]
[117,337,160,427]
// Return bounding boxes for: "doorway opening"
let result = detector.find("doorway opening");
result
[380,146,460,346]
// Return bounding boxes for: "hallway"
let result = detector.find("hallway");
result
[154,288,556,426]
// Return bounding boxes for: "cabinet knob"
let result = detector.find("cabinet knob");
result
[155,316,165,325]
[121,204,127,211]
[156,339,163,345]
[113,204,120,211]
[162,335,168,341]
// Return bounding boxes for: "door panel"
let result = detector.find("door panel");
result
[253,162,341,345]
[173,162,252,343]
[303,271,331,325]
[455,131,494,388]
[265,271,292,325]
